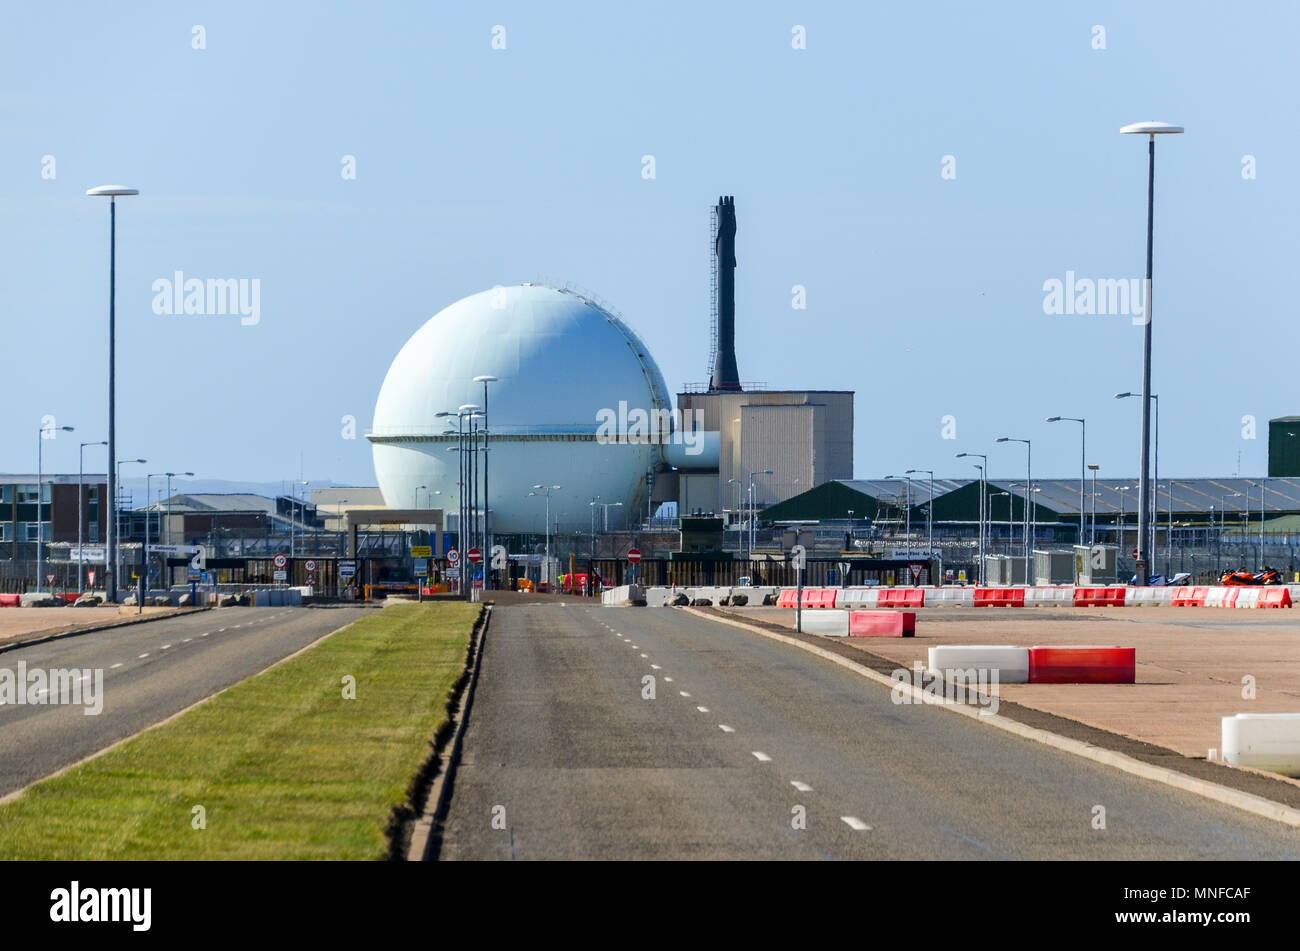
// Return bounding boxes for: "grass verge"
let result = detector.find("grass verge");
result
[0,601,480,860]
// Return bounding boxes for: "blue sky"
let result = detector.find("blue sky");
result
[2,1,1296,488]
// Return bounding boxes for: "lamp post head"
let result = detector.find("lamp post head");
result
[473,375,498,383]
[86,185,139,197]
[1120,121,1184,135]
[996,437,1009,443]
[1046,416,1062,423]
[458,403,480,414]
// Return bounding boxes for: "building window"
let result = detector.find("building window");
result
[0,523,9,542]
[88,523,99,543]
[17,485,38,504]
[0,485,10,504]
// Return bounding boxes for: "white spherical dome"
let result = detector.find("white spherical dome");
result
[369,284,670,534]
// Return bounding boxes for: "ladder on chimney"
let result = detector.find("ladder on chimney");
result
[708,203,719,383]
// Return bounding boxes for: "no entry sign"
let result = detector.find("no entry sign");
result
[627,548,642,563]
[466,548,483,563]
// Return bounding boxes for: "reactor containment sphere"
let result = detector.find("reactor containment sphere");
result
[368,283,672,534]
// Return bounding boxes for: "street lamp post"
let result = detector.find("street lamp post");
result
[886,475,912,555]
[474,376,497,589]
[115,458,146,594]
[1087,464,1100,547]
[37,424,75,592]
[86,184,138,602]
[906,469,936,582]
[1120,120,1182,585]
[1115,392,1160,573]
[746,469,773,559]
[530,485,561,589]
[956,452,988,585]
[996,437,1032,584]
[77,439,105,593]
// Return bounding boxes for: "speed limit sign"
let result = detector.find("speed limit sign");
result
[273,553,287,569]
[304,559,316,572]
[447,548,460,565]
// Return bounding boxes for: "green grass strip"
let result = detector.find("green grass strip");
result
[0,601,479,860]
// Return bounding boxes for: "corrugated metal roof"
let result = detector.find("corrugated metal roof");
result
[835,478,1300,516]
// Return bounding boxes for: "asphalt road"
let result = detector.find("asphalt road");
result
[439,603,1300,860]
[0,606,369,797]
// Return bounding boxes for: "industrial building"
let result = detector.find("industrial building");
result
[0,473,106,562]
[366,195,854,543]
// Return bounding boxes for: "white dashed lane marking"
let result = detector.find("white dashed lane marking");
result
[841,817,872,831]
[679,691,691,698]
[182,638,192,643]
[110,663,122,669]
[650,664,661,670]
[791,781,813,792]
[161,645,171,650]
[696,706,709,713]
[138,653,149,659]
[718,724,735,733]
[752,752,772,762]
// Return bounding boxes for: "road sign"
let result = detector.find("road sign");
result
[189,568,202,582]
[909,563,924,584]
[273,553,288,569]
[338,560,357,578]
[627,548,642,563]
[446,567,460,579]
[447,548,460,565]
[413,559,428,576]
[466,547,482,563]
[46,574,54,586]
[273,570,287,582]
[87,570,96,586]
[68,547,107,563]
[411,545,432,558]
[304,559,316,572]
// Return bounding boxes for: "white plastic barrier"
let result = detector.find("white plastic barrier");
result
[1222,713,1300,776]
[927,587,976,606]
[1204,586,1237,608]
[1233,588,1262,609]
[797,610,850,637]
[928,645,1030,684]
[1024,587,1073,607]
[1125,587,1172,607]
[838,588,881,607]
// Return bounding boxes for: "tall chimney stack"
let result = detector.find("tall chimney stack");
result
[709,195,742,392]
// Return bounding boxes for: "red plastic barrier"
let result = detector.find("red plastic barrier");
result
[799,588,837,609]
[0,594,18,607]
[878,589,925,608]
[1170,586,1209,607]
[1260,588,1294,608]
[58,593,79,603]
[777,588,798,609]
[1028,646,1136,684]
[974,588,1025,607]
[1073,587,1126,607]
[849,609,915,636]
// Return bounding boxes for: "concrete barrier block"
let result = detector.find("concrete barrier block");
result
[928,645,1029,683]
[1222,713,1300,776]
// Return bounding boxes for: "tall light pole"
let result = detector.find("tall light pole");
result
[530,484,561,589]
[589,496,602,557]
[37,423,75,592]
[290,479,308,563]
[474,375,497,589]
[116,458,147,593]
[886,475,912,555]
[1047,416,1086,547]
[906,468,936,582]
[1087,464,1100,547]
[86,184,138,602]
[956,454,982,587]
[746,469,772,558]
[79,440,106,592]
[991,491,1011,560]
[1115,392,1159,570]
[1120,120,1182,585]
[996,437,1032,584]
